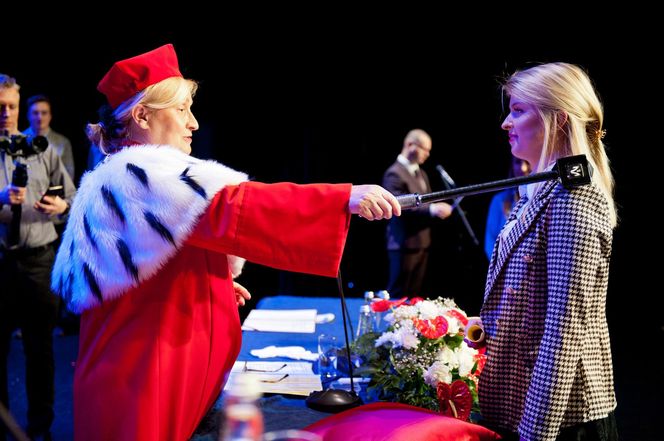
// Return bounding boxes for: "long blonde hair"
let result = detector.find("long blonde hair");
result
[502,62,616,227]
[87,76,197,155]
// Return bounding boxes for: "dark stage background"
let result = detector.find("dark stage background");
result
[4,33,662,439]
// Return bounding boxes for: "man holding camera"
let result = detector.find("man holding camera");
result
[0,74,75,441]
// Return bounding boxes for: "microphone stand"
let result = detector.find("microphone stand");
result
[436,165,480,246]
[399,155,592,209]
[306,270,362,413]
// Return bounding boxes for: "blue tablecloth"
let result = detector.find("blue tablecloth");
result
[238,295,365,361]
[193,295,366,440]
[202,295,366,436]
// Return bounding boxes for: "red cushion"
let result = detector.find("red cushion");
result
[304,402,501,441]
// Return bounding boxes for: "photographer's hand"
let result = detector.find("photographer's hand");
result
[34,195,68,215]
[0,184,27,205]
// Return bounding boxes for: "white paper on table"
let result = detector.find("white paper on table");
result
[250,345,319,361]
[225,361,323,396]
[241,309,317,333]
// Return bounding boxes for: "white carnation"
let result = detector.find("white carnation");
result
[375,331,402,348]
[436,345,457,368]
[424,361,452,387]
[398,327,420,350]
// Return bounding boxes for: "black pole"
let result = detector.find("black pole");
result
[398,155,592,209]
[8,162,28,249]
[306,270,362,413]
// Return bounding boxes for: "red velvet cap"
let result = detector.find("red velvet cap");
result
[97,44,182,109]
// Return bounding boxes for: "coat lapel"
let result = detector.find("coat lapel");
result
[484,180,560,297]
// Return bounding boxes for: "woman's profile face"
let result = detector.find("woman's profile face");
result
[146,97,199,154]
[501,97,544,168]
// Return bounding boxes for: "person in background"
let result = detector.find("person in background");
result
[23,94,75,182]
[50,44,401,441]
[477,62,618,441]
[383,129,453,297]
[24,94,80,337]
[483,156,531,259]
[1,74,76,441]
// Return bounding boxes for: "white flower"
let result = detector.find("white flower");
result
[424,360,453,386]
[396,324,420,350]
[442,311,462,335]
[375,331,402,348]
[458,345,479,377]
[417,301,441,320]
[437,345,458,368]
[392,305,417,321]
[441,298,458,309]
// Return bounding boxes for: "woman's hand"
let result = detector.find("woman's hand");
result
[233,281,251,307]
[349,185,401,220]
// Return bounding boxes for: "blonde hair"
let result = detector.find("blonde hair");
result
[0,74,20,92]
[502,62,616,227]
[87,76,198,155]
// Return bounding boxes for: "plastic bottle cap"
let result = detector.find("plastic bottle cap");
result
[227,372,262,400]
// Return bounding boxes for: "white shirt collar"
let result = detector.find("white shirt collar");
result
[397,154,419,175]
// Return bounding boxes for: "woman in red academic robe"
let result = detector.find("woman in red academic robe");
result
[51,44,400,441]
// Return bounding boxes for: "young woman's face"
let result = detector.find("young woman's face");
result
[146,97,199,154]
[501,97,544,168]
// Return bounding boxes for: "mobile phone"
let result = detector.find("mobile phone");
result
[40,185,64,202]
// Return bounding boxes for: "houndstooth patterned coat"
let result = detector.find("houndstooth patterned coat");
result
[479,179,616,441]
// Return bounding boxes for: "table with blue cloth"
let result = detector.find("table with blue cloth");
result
[242,296,365,432]
[191,295,365,440]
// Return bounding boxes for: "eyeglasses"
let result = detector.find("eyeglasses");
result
[260,373,289,383]
[242,362,287,373]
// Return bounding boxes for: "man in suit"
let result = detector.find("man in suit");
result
[383,129,452,297]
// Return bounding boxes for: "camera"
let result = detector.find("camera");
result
[0,133,48,158]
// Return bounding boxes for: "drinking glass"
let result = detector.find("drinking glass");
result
[317,334,339,379]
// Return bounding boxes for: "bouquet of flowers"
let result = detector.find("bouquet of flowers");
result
[354,297,486,421]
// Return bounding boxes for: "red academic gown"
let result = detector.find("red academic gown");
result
[73,182,351,441]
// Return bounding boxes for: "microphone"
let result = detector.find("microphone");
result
[399,154,592,209]
[7,162,28,248]
[436,164,456,189]
[435,164,479,246]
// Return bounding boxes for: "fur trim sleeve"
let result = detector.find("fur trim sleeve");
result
[51,145,248,313]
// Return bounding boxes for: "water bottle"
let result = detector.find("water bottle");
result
[373,290,390,333]
[220,373,263,441]
[355,304,374,340]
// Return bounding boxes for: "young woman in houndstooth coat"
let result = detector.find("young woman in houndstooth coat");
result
[477,63,618,441]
